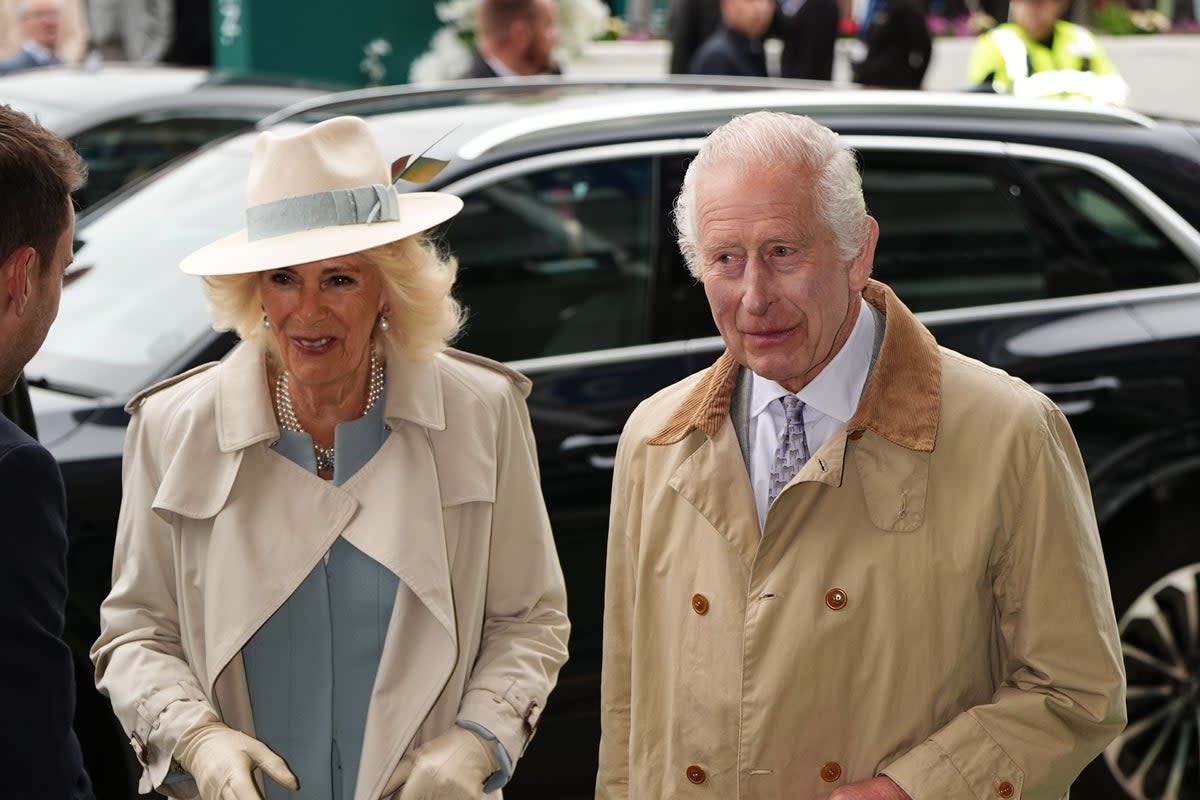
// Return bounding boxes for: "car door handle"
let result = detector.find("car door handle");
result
[559,433,621,470]
[1031,376,1121,416]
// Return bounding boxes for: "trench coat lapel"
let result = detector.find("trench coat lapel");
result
[194,343,362,692]
[348,349,458,800]
[669,422,761,568]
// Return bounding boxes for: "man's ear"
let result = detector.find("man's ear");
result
[1,246,37,316]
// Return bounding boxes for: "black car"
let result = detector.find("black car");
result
[20,80,1200,800]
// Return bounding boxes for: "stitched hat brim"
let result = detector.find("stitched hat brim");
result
[180,192,464,276]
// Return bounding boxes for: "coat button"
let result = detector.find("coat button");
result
[825,588,848,610]
[820,761,842,782]
[997,780,1015,797]
[691,593,709,615]
[848,429,864,441]
[686,764,706,784]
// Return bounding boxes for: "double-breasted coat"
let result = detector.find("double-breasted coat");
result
[597,281,1125,799]
[91,340,570,800]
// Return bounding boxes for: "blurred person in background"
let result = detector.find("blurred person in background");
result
[88,0,172,63]
[774,0,840,81]
[0,0,86,65]
[968,0,1129,103]
[0,0,85,73]
[688,0,773,76]
[0,103,93,800]
[667,0,719,74]
[850,0,931,88]
[91,116,569,800]
[459,0,562,79]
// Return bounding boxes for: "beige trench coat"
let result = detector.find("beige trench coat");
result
[598,281,1125,800]
[91,340,569,800]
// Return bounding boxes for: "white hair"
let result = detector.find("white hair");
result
[673,111,871,279]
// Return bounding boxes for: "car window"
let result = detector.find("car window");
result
[444,157,655,362]
[1020,160,1199,292]
[71,112,260,209]
[26,143,252,397]
[861,157,1045,312]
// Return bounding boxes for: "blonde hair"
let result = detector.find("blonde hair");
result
[202,235,464,363]
[674,111,870,279]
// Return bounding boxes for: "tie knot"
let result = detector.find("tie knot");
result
[779,394,804,421]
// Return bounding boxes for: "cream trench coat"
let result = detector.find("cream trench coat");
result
[91,340,570,800]
[598,281,1125,800]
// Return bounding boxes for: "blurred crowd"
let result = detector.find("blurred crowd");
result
[0,0,212,74]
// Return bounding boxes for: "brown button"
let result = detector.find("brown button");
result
[691,593,710,615]
[825,588,848,610]
[686,764,706,784]
[997,781,1015,798]
[848,429,864,441]
[820,761,842,782]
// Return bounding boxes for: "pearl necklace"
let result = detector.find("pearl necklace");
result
[274,345,385,473]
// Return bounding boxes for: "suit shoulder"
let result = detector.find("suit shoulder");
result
[124,361,220,415]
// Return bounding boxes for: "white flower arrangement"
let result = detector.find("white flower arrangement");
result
[409,0,612,84]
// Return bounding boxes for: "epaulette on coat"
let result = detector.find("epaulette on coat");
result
[124,362,219,413]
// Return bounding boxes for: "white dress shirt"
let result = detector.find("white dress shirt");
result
[749,296,876,529]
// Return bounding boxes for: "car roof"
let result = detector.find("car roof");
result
[0,63,332,132]
[261,78,1160,161]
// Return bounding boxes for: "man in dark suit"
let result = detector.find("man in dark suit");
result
[0,103,93,800]
[688,0,774,76]
[667,0,720,74]
[774,0,841,80]
[0,0,64,75]
[459,0,562,79]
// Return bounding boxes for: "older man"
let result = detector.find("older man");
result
[0,0,65,73]
[596,111,1126,800]
[0,104,91,798]
[459,0,561,79]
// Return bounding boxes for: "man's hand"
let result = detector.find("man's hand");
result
[174,718,297,800]
[828,776,913,800]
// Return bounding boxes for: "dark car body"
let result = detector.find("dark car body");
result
[0,63,332,209]
[22,80,1200,800]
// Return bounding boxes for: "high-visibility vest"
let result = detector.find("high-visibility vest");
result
[970,21,1129,105]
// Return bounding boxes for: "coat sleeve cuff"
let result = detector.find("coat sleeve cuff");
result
[456,720,513,792]
[130,683,213,794]
[882,712,1025,800]
[456,686,542,767]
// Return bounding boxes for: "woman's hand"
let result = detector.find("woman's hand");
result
[395,725,497,800]
[174,718,298,800]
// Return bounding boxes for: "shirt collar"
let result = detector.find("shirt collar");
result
[483,53,518,78]
[22,40,55,63]
[748,295,875,423]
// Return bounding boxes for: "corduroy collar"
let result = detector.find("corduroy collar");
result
[647,280,941,452]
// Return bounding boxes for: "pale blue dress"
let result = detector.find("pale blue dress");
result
[241,399,397,800]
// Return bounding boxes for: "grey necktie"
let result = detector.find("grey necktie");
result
[768,395,810,505]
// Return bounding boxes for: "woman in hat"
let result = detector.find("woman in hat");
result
[91,116,570,800]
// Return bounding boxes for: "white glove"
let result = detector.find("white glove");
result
[174,716,298,800]
[395,725,498,800]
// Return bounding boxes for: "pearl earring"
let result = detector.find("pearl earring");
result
[263,315,271,328]
[378,313,390,332]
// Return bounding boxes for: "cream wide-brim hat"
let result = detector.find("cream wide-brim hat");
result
[180,116,463,276]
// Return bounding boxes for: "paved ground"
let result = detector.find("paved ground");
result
[572,35,1200,120]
